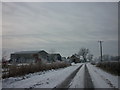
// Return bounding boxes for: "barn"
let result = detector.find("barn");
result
[11,50,48,63]
[10,50,62,63]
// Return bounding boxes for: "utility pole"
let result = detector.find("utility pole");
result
[98,41,103,62]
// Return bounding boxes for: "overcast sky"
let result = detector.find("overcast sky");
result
[2,2,118,59]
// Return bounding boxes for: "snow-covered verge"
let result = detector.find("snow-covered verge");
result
[87,63,119,88]
[2,63,82,88]
[2,61,71,79]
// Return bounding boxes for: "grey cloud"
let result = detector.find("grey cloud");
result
[2,2,118,59]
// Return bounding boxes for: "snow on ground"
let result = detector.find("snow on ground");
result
[2,63,119,89]
[2,63,82,88]
[69,64,85,88]
[87,63,118,88]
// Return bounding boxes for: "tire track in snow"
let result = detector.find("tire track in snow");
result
[84,64,94,89]
[53,64,83,89]
[69,64,85,88]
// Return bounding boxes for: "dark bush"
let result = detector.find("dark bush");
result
[2,61,71,78]
[96,61,120,76]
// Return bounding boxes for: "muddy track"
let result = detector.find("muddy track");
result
[53,64,83,89]
[84,64,94,89]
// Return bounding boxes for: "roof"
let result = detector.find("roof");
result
[49,53,61,56]
[12,50,47,54]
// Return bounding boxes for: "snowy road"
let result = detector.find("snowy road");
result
[84,64,94,88]
[87,63,119,89]
[54,64,83,88]
[2,63,119,89]
[70,63,119,89]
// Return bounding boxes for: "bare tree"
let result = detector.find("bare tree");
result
[78,48,89,62]
[2,51,7,62]
[87,54,93,62]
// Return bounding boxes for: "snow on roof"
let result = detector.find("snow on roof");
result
[12,50,46,54]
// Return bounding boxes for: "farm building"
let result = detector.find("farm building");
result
[10,50,62,63]
[48,54,62,62]
[11,50,48,63]
[70,54,81,63]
